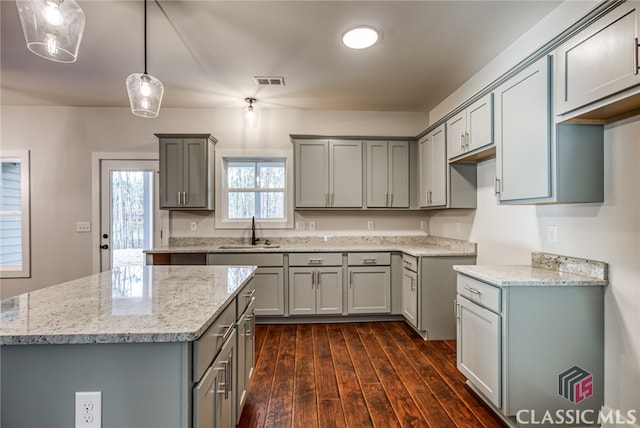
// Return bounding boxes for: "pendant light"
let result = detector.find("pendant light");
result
[16,0,85,63]
[244,98,258,128]
[126,0,164,118]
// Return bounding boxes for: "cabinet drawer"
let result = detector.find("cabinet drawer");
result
[402,254,418,272]
[457,274,501,313]
[193,302,237,382]
[289,252,342,266]
[207,253,283,267]
[347,252,391,266]
[237,280,256,316]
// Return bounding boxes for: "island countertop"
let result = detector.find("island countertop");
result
[0,265,256,346]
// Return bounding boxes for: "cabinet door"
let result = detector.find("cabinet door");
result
[347,267,391,314]
[193,364,216,428]
[467,93,493,152]
[330,140,363,207]
[428,125,447,207]
[365,141,389,207]
[289,268,316,315]
[252,267,284,316]
[556,2,640,115]
[457,297,501,409]
[183,138,208,208]
[388,141,410,207]
[402,269,418,328]
[495,56,551,202]
[316,267,343,314]
[236,313,247,423]
[159,138,184,208]
[418,136,430,208]
[446,111,466,159]
[214,333,235,428]
[295,140,329,207]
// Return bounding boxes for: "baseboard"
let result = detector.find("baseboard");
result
[255,314,405,324]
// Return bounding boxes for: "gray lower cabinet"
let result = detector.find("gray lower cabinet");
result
[456,274,604,423]
[289,267,343,315]
[347,252,392,314]
[207,253,285,317]
[194,330,235,428]
[157,134,216,210]
[401,255,418,327]
[236,295,255,423]
[494,55,604,204]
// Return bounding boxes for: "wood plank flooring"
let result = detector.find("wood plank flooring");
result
[237,321,506,428]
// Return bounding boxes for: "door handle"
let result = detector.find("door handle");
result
[100,244,109,250]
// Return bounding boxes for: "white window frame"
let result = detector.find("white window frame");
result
[216,150,293,229]
[0,150,31,278]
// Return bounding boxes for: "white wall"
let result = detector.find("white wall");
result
[428,1,640,422]
[0,106,427,298]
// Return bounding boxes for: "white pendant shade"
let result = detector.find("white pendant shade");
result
[126,73,164,118]
[244,98,258,128]
[16,0,85,63]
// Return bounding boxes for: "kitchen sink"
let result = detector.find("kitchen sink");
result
[217,245,280,249]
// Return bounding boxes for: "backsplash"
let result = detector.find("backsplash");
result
[532,252,608,281]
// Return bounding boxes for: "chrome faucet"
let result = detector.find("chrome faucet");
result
[251,216,259,245]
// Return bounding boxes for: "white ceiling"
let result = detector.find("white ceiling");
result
[0,0,562,112]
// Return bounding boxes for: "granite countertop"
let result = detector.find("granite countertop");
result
[145,235,477,257]
[0,265,256,346]
[454,252,608,287]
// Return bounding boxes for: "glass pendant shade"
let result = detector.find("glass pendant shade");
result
[126,73,164,118]
[244,98,258,128]
[16,0,85,63]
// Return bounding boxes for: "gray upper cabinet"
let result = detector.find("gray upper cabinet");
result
[447,93,493,160]
[495,55,604,204]
[365,140,409,208]
[294,139,362,208]
[556,2,640,117]
[418,125,447,208]
[157,134,216,210]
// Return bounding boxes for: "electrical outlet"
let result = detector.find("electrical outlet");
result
[367,220,375,230]
[420,221,427,231]
[547,225,558,242]
[190,221,198,231]
[296,221,305,230]
[307,221,316,230]
[76,222,91,233]
[75,391,101,428]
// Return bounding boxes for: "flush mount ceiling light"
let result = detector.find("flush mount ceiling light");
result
[16,0,85,63]
[244,98,258,128]
[342,26,380,50]
[126,0,164,118]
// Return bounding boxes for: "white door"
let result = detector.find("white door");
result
[100,160,166,271]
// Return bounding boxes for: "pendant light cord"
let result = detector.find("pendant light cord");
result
[144,0,148,75]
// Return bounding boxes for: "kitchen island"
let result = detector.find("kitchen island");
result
[1,265,256,428]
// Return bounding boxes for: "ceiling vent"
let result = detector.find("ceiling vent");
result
[254,76,285,86]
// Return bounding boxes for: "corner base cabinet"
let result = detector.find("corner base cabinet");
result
[455,273,604,425]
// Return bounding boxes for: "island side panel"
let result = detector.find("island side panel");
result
[1,341,191,428]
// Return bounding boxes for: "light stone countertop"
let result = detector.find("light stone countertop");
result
[145,235,477,257]
[454,252,608,287]
[0,265,256,346]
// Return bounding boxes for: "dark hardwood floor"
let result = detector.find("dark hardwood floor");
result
[237,321,506,428]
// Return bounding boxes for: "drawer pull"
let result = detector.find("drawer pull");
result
[363,258,377,264]
[213,324,234,341]
[242,289,256,298]
[464,286,481,295]
[308,258,323,265]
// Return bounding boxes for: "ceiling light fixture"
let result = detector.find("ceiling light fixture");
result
[342,26,380,50]
[16,0,85,63]
[126,0,164,118]
[244,98,258,128]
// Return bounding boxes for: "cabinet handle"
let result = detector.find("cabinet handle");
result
[390,193,393,206]
[363,258,377,264]
[215,362,227,397]
[633,37,640,75]
[428,190,432,205]
[213,324,234,341]
[228,353,233,394]
[460,131,464,151]
[183,191,187,205]
[410,277,415,291]
[177,191,181,206]
[316,271,321,288]
[349,271,353,288]
[494,178,501,196]
[464,286,480,295]
[465,131,470,150]
[325,193,329,207]
[242,289,256,298]
[308,258,323,265]
[455,300,460,320]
